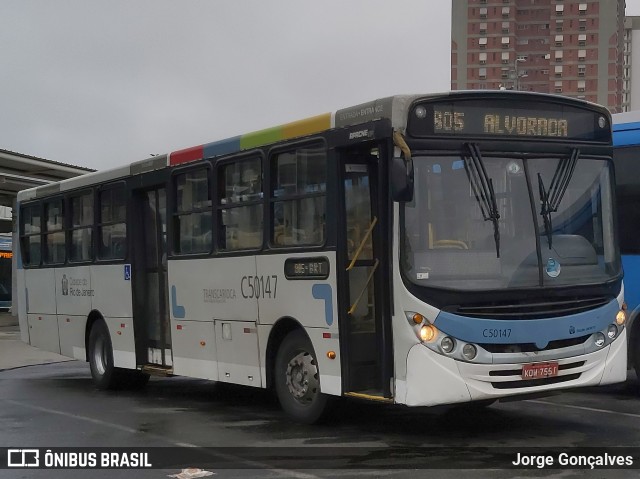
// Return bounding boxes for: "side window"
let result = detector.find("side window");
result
[271,144,326,246]
[43,199,65,264]
[20,204,42,266]
[614,146,640,254]
[217,158,263,251]
[69,191,94,263]
[98,186,126,260]
[174,168,212,254]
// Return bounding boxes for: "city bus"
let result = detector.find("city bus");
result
[0,235,12,311]
[16,91,627,423]
[612,111,640,376]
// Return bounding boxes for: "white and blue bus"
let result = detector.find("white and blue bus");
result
[613,111,640,375]
[17,91,627,423]
[0,235,12,311]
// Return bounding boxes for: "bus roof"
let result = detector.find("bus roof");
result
[18,91,606,201]
[168,95,417,166]
[612,111,640,147]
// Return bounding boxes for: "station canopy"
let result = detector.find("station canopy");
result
[0,149,94,232]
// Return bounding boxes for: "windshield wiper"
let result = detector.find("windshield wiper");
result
[537,174,553,249]
[464,143,500,258]
[537,148,580,250]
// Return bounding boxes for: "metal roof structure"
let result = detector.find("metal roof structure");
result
[0,149,93,206]
[0,149,93,233]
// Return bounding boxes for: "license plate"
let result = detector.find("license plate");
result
[522,362,559,380]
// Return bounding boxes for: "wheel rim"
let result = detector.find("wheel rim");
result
[93,335,107,376]
[285,351,320,405]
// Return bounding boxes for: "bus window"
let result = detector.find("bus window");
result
[43,199,65,265]
[174,168,212,254]
[20,204,42,266]
[98,186,127,260]
[217,158,262,251]
[614,146,640,255]
[271,144,326,246]
[69,191,93,262]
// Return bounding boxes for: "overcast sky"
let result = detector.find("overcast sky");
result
[0,1,637,171]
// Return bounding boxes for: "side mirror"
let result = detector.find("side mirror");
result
[391,156,414,202]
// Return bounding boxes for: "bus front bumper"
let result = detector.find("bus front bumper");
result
[402,327,627,407]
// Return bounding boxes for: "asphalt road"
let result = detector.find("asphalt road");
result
[1,355,640,479]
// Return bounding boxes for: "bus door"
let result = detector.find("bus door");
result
[131,186,172,370]
[338,145,392,400]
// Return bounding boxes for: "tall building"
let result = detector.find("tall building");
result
[451,0,625,113]
[623,16,640,111]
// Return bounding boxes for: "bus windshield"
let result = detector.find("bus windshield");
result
[402,154,619,291]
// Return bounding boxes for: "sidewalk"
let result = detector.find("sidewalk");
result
[0,312,74,370]
[0,311,17,328]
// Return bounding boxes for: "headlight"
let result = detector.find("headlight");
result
[420,324,437,342]
[441,336,455,353]
[462,343,477,360]
[406,311,438,343]
[607,324,618,339]
[594,332,606,348]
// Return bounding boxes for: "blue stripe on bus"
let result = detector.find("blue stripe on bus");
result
[613,129,640,147]
[171,285,186,319]
[433,298,619,349]
[203,136,242,159]
[613,120,640,146]
[312,284,333,326]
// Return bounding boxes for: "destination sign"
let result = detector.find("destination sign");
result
[284,257,330,280]
[408,99,610,142]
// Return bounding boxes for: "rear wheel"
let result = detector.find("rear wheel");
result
[275,330,328,424]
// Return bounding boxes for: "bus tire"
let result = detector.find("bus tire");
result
[88,319,124,390]
[275,330,328,424]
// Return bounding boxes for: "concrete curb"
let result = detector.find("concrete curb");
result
[0,314,18,328]
[0,359,75,373]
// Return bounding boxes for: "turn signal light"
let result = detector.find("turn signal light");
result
[616,309,626,326]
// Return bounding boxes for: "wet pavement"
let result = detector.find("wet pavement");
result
[1,317,640,478]
[1,359,640,478]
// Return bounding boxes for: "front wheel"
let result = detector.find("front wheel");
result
[275,330,328,424]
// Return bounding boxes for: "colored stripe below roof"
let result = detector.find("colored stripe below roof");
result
[169,113,332,166]
[203,136,241,159]
[171,145,204,165]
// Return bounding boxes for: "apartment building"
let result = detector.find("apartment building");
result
[451,0,625,112]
